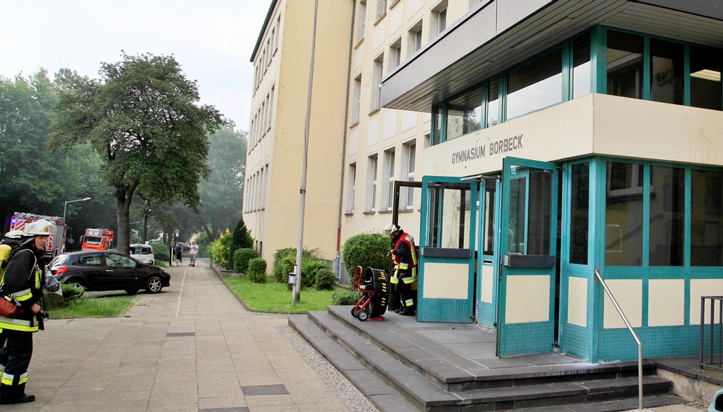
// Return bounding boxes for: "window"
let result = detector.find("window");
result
[432,105,442,145]
[371,55,384,112]
[691,170,723,266]
[690,46,722,110]
[431,1,447,38]
[389,38,401,71]
[650,39,683,105]
[355,0,367,44]
[79,255,102,266]
[506,50,563,120]
[274,16,280,52]
[605,162,644,266]
[572,33,591,99]
[346,163,356,213]
[383,148,395,211]
[376,0,387,21]
[607,31,643,99]
[649,166,684,266]
[486,77,499,127]
[366,155,378,212]
[481,178,496,255]
[351,75,362,124]
[408,21,423,57]
[446,88,482,140]
[267,86,274,130]
[570,162,589,264]
[403,141,416,209]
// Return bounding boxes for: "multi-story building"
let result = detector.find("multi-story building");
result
[246,0,353,265]
[249,0,723,362]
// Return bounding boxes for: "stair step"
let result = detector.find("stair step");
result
[514,393,688,411]
[288,315,418,412]
[291,311,681,411]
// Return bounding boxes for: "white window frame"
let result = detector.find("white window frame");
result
[383,148,396,211]
[371,55,384,112]
[346,163,357,213]
[367,155,378,212]
[351,75,362,125]
[355,0,367,44]
[376,0,387,21]
[403,141,416,209]
[408,20,423,57]
[389,38,401,71]
[432,1,448,39]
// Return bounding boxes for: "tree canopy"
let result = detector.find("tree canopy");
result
[50,52,223,254]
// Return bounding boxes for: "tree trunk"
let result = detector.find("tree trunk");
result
[115,184,136,256]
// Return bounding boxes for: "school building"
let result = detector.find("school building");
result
[246,0,723,362]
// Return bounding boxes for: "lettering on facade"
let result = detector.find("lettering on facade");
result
[450,134,524,165]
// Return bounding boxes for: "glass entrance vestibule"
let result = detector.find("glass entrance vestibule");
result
[416,157,723,362]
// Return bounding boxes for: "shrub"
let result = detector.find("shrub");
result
[332,288,362,305]
[149,240,170,263]
[272,247,324,285]
[227,218,254,270]
[301,257,330,289]
[341,232,391,276]
[233,248,261,274]
[208,229,232,268]
[247,257,267,283]
[315,267,336,290]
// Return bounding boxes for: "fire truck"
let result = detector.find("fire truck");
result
[81,228,115,251]
[9,212,67,260]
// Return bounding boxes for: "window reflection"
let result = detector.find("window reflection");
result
[570,163,589,264]
[605,162,643,266]
[691,170,723,266]
[607,31,643,99]
[649,166,684,266]
[487,78,499,127]
[573,34,591,99]
[650,39,684,105]
[447,89,482,140]
[690,47,722,110]
[507,50,563,120]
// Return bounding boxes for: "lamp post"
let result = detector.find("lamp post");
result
[63,197,91,221]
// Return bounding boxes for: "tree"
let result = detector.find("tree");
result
[50,53,223,254]
[0,70,102,231]
[195,121,247,240]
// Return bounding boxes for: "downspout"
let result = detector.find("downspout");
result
[336,0,357,255]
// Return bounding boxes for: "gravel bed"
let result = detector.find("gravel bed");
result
[279,325,380,412]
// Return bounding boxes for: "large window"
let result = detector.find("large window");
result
[506,50,563,120]
[649,166,684,266]
[486,78,499,127]
[691,170,723,266]
[607,31,643,99]
[403,141,416,209]
[355,1,367,44]
[605,162,644,266]
[371,55,383,112]
[570,162,589,264]
[447,89,482,140]
[572,33,591,99]
[366,155,378,212]
[650,39,684,105]
[690,46,722,110]
[383,148,395,211]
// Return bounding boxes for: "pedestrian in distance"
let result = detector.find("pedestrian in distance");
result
[174,242,183,267]
[0,219,54,404]
[189,241,198,267]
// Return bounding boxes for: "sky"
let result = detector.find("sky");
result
[0,0,272,131]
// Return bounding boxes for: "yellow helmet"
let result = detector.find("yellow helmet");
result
[23,219,54,237]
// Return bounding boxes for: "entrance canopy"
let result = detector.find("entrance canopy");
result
[381,0,723,113]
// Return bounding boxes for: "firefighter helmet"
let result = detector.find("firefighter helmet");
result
[23,219,53,237]
[3,230,24,240]
[383,223,400,236]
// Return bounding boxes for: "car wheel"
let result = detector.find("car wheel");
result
[68,279,86,290]
[125,289,138,295]
[146,276,163,293]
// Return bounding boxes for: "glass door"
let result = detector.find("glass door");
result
[496,157,559,356]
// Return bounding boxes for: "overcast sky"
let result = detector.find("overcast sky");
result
[0,0,271,131]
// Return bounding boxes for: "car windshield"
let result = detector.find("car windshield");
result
[50,254,70,267]
[85,236,102,244]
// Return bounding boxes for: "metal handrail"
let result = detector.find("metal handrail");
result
[594,268,643,411]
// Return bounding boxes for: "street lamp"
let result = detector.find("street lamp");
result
[63,197,91,221]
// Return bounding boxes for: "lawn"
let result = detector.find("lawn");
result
[223,276,336,313]
[49,293,136,318]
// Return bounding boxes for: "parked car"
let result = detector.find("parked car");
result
[130,244,155,265]
[49,250,170,294]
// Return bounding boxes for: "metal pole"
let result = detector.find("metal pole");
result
[293,0,319,305]
[62,197,91,221]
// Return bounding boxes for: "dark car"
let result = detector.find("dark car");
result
[49,250,170,294]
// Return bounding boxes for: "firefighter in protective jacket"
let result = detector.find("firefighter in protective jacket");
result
[385,224,417,316]
[0,219,53,404]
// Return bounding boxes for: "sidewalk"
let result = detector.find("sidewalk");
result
[22,259,375,411]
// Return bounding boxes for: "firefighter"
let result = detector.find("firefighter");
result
[0,230,26,368]
[384,223,417,316]
[0,219,53,404]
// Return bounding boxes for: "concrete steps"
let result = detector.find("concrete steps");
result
[289,306,688,411]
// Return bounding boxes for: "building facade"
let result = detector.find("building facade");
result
[248,0,723,362]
